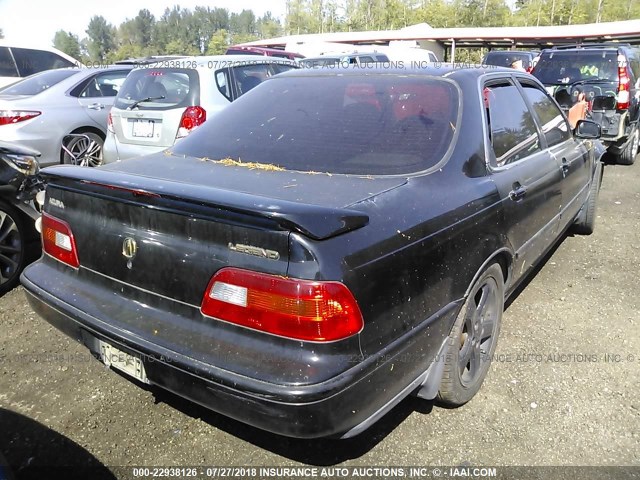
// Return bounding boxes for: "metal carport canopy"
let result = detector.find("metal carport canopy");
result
[242,19,640,50]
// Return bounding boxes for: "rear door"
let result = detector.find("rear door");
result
[76,70,131,128]
[484,78,564,277]
[518,78,591,224]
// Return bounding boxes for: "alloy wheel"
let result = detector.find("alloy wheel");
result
[458,276,501,388]
[0,209,22,286]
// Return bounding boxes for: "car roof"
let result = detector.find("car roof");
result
[144,54,298,68]
[275,63,501,78]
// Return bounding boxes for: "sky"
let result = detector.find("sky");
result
[0,0,287,47]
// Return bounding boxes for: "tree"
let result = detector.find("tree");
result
[0,28,4,39]
[53,31,81,59]
[86,16,116,61]
[134,9,155,47]
[257,12,283,39]
[207,29,229,54]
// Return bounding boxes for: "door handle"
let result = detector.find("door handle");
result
[561,157,570,177]
[509,182,528,202]
[88,103,105,110]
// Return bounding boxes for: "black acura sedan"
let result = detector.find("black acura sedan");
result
[21,65,604,438]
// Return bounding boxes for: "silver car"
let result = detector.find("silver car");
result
[0,66,133,167]
[103,55,297,163]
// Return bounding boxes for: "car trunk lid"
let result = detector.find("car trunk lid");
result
[42,159,405,305]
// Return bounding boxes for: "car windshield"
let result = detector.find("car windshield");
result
[0,69,79,95]
[114,68,199,111]
[172,74,459,176]
[533,51,619,85]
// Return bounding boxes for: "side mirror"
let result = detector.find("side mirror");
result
[574,119,601,139]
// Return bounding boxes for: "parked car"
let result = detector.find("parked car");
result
[22,65,604,439]
[532,43,640,164]
[225,45,304,60]
[0,141,43,294]
[299,52,390,68]
[0,42,81,88]
[103,55,298,163]
[0,66,133,167]
[483,50,540,72]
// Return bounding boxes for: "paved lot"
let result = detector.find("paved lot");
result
[1,157,639,479]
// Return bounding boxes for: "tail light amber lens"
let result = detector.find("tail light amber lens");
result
[42,213,79,268]
[201,268,364,342]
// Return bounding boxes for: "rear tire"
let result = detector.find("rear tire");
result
[572,162,602,235]
[62,132,104,167]
[617,127,638,165]
[0,201,30,295]
[437,263,504,407]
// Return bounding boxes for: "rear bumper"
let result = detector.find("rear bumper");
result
[103,133,168,163]
[21,261,458,438]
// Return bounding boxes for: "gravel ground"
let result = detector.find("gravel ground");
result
[1,158,639,479]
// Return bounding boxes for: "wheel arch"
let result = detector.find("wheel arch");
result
[464,247,514,299]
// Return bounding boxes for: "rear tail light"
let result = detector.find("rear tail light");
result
[42,212,79,268]
[617,54,630,110]
[0,110,41,126]
[201,268,364,342]
[107,113,114,133]
[176,106,206,139]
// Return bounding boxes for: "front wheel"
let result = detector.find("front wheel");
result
[62,132,104,167]
[437,263,504,406]
[0,202,30,295]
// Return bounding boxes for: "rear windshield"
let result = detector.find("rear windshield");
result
[172,74,459,176]
[114,68,199,110]
[0,69,79,95]
[533,51,618,85]
[484,51,535,68]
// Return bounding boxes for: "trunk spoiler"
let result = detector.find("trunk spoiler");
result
[42,166,369,241]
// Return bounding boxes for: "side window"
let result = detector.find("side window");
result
[216,69,232,101]
[519,82,571,148]
[0,47,18,77]
[12,48,76,76]
[358,56,375,64]
[80,71,128,98]
[484,80,542,167]
[232,64,270,97]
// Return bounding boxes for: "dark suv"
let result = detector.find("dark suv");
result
[532,44,640,164]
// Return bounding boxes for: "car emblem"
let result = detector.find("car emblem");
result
[228,242,280,260]
[122,237,138,269]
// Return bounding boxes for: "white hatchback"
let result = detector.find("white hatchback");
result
[103,55,298,163]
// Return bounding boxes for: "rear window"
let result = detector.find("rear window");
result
[484,51,535,69]
[172,74,459,176]
[533,51,618,85]
[114,68,199,111]
[0,69,79,95]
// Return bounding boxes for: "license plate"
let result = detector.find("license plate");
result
[132,119,155,138]
[98,340,149,384]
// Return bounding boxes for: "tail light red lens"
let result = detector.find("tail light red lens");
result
[201,268,364,342]
[617,55,630,110]
[107,113,114,133]
[0,110,41,126]
[176,106,206,139]
[42,213,79,268]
